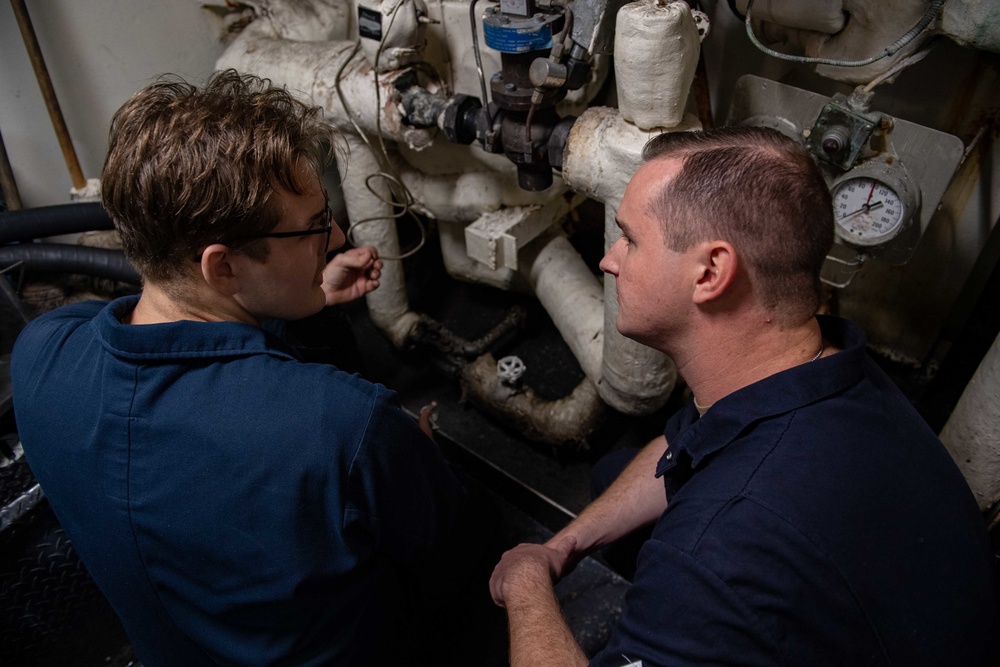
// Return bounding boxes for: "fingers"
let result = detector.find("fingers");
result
[418,401,438,440]
[489,539,576,607]
[541,533,580,581]
[332,248,375,269]
[489,561,507,608]
[552,534,577,557]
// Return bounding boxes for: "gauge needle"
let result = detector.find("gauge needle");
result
[865,182,876,206]
[838,200,884,221]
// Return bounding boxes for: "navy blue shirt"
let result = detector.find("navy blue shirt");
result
[593,317,999,667]
[12,296,464,666]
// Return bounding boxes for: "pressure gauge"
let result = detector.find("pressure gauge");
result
[832,177,906,246]
[829,164,920,258]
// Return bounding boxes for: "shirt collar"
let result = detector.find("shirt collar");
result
[93,295,300,362]
[656,316,867,477]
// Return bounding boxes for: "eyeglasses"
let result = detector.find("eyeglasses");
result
[194,200,334,261]
[248,201,334,253]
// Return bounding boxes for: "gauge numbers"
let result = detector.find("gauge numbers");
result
[832,176,906,246]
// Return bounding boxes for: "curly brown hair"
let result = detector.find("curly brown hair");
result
[102,69,338,283]
[642,126,834,323]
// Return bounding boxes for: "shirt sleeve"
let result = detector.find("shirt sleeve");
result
[591,540,784,667]
[344,386,464,563]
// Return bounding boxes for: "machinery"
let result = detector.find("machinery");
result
[204,0,1000,498]
[1,0,999,659]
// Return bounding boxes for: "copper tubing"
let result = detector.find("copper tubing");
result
[0,129,23,210]
[10,0,87,190]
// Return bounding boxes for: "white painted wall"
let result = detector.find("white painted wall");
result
[0,1,226,208]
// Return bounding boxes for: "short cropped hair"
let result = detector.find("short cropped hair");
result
[102,69,337,283]
[642,126,834,322]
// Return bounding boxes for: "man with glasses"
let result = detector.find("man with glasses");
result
[11,70,471,666]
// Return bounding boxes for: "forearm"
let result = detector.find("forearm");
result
[505,570,589,667]
[553,436,669,553]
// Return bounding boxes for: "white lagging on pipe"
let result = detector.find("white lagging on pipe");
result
[216,0,437,147]
[217,0,703,417]
[520,231,605,385]
[561,105,700,414]
[338,134,421,346]
[940,330,1000,517]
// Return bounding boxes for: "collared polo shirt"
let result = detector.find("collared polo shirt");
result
[592,316,999,667]
[12,296,463,666]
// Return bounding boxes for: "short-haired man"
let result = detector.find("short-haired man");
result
[12,71,466,665]
[490,126,1000,666]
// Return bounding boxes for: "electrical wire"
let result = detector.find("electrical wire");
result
[345,172,424,257]
[744,0,945,68]
[332,4,426,261]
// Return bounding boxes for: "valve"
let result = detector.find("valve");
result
[497,355,527,386]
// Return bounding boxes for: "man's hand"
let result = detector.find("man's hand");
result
[490,535,577,608]
[541,532,586,581]
[322,246,382,306]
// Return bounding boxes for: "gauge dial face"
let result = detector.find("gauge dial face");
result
[832,177,906,246]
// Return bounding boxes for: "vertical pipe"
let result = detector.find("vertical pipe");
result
[520,232,605,384]
[940,330,1000,514]
[0,129,23,211]
[600,203,678,414]
[10,0,87,190]
[337,134,419,346]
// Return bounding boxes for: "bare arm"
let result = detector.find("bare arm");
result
[490,537,589,667]
[487,436,669,665]
[546,435,669,578]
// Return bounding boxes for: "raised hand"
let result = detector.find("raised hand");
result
[322,246,382,306]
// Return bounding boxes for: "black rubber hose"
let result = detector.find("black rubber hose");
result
[0,202,114,245]
[0,244,140,285]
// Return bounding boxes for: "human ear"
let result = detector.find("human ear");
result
[199,244,241,296]
[692,240,737,304]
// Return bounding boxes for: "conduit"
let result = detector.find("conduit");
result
[0,244,139,285]
[0,203,113,244]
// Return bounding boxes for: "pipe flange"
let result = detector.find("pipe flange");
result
[497,355,527,386]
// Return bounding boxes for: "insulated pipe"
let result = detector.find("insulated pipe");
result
[460,352,605,445]
[337,133,419,346]
[396,164,556,225]
[519,231,604,385]
[10,0,87,190]
[215,4,437,150]
[0,203,113,244]
[940,330,1000,514]
[941,0,1000,54]
[0,244,139,284]
[562,106,700,414]
[615,0,701,130]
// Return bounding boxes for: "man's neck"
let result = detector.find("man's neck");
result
[127,281,257,326]
[677,313,826,409]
